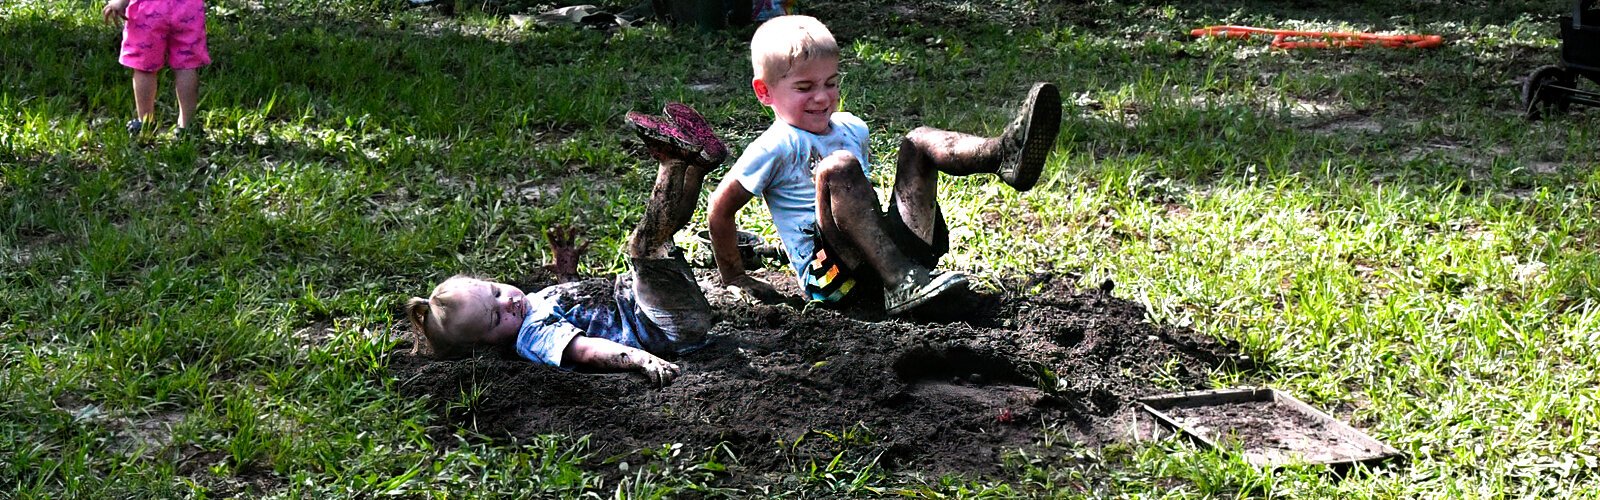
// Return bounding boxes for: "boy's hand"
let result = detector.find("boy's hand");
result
[102,0,130,25]
[723,274,784,304]
[638,355,681,387]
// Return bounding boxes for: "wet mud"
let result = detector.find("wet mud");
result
[389,270,1248,479]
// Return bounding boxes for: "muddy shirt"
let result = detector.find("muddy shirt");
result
[730,113,870,279]
[514,279,659,368]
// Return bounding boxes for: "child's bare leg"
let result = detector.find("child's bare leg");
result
[173,69,199,129]
[890,127,996,243]
[628,156,710,259]
[132,70,159,124]
[891,82,1062,241]
[626,155,715,349]
[815,151,923,287]
[625,102,724,259]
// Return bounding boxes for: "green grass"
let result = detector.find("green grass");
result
[5,0,1600,496]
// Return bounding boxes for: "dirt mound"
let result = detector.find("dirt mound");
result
[389,271,1246,478]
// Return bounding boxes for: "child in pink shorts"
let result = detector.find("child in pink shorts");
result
[102,0,210,136]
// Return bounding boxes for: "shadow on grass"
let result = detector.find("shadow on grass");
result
[2,4,749,137]
[3,0,1588,197]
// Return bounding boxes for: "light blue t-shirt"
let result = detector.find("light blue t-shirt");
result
[730,113,870,278]
[513,279,660,369]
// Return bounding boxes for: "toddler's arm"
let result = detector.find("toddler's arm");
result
[562,336,681,386]
[102,0,129,25]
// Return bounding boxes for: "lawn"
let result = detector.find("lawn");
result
[3,0,1599,497]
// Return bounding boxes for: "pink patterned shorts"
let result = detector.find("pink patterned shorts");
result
[119,0,210,72]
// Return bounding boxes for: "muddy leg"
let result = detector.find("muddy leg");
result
[895,83,1063,239]
[891,126,998,245]
[628,154,714,350]
[628,156,710,260]
[816,151,925,288]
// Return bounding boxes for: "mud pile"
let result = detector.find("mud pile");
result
[389,271,1245,477]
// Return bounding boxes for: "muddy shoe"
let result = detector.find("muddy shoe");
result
[627,110,704,161]
[663,102,728,166]
[626,103,727,167]
[996,82,1062,192]
[884,270,969,316]
[126,119,144,137]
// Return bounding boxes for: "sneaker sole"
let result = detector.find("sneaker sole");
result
[663,103,728,166]
[627,111,705,158]
[886,272,970,316]
[1005,83,1062,192]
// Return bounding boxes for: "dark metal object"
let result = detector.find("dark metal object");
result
[1138,388,1404,471]
[1523,0,1600,119]
[693,229,787,270]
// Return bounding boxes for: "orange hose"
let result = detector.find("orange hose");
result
[1190,25,1443,49]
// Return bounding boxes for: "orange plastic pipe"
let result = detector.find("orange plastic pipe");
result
[1190,25,1443,49]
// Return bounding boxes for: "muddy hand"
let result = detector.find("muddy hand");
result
[725,274,784,304]
[639,355,681,387]
[544,225,592,283]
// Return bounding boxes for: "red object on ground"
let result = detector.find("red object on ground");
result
[1190,25,1443,49]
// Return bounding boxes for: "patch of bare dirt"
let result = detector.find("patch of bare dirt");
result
[389,271,1249,480]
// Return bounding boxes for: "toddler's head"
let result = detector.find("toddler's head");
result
[750,15,841,134]
[405,276,529,358]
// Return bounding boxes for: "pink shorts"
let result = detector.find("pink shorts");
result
[119,0,210,72]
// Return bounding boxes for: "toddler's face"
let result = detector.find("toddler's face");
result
[434,277,528,345]
[758,56,840,134]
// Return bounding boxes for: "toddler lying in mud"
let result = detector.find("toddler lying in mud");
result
[405,103,728,386]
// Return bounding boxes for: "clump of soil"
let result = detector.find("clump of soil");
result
[389,270,1247,479]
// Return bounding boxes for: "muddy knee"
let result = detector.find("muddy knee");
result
[821,150,861,170]
[903,126,942,143]
[814,151,867,185]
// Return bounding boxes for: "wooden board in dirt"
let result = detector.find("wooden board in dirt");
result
[1139,388,1402,470]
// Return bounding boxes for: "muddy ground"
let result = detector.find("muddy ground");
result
[389,269,1249,480]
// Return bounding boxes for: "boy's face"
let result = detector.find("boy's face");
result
[755,56,840,135]
[435,278,528,345]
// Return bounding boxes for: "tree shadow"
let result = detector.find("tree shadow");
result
[5,1,1591,206]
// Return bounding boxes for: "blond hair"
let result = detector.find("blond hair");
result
[404,276,486,359]
[750,15,839,83]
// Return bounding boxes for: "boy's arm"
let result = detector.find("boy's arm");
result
[708,177,783,303]
[102,0,129,24]
[562,336,680,386]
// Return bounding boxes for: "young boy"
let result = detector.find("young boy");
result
[707,15,1062,315]
[102,0,209,136]
[405,103,725,386]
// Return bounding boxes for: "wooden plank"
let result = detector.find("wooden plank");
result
[1137,387,1404,469]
